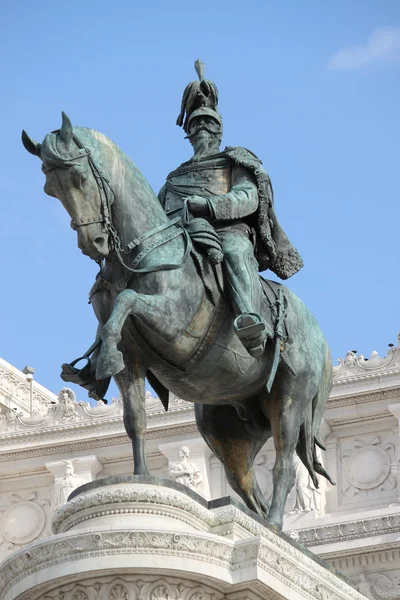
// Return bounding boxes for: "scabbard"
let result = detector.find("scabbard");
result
[266,336,281,393]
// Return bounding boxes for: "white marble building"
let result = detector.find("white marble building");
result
[1,336,400,599]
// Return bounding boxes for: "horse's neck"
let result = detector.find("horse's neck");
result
[111,153,167,247]
[83,128,167,246]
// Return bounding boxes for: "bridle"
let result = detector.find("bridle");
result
[44,132,191,274]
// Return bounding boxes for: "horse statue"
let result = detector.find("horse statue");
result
[22,112,334,530]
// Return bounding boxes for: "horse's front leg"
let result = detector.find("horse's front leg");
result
[96,289,175,380]
[114,345,149,475]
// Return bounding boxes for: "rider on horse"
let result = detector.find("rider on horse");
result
[158,61,303,358]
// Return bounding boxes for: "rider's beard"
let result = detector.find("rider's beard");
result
[190,129,220,161]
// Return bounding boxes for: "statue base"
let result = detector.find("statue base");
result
[0,476,365,600]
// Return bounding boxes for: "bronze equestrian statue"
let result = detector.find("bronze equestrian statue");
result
[22,62,334,530]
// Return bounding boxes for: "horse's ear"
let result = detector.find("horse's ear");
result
[60,111,73,148]
[21,130,41,157]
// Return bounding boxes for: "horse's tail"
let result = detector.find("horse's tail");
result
[296,342,336,488]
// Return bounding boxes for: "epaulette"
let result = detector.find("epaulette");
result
[224,146,263,164]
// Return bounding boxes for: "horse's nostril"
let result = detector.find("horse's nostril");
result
[94,237,104,246]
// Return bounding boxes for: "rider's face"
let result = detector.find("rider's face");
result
[189,117,221,154]
[189,116,220,138]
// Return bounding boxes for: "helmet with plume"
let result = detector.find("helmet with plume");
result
[176,60,222,134]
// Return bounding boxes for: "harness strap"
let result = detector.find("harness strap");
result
[125,217,180,252]
[121,225,191,274]
[70,214,104,230]
[52,131,193,276]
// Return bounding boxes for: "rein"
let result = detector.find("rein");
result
[50,133,191,275]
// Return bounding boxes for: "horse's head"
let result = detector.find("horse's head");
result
[22,113,110,261]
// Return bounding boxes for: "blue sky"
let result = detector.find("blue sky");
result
[0,1,399,400]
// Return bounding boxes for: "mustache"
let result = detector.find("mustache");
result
[184,126,218,140]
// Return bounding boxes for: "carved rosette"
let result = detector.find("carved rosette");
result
[351,570,400,600]
[0,491,51,552]
[341,436,396,499]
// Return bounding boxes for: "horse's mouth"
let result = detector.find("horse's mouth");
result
[78,232,110,261]
[81,246,109,261]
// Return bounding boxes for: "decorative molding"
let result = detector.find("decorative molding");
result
[333,341,400,384]
[52,484,214,533]
[323,543,400,570]
[19,574,226,600]
[0,423,200,463]
[0,530,234,598]
[0,358,57,416]
[327,387,400,409]
[0,526,366,600]
[295,511,400,546]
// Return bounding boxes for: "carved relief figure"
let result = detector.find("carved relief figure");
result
[53,462,83,507]
[289,454,321,514]
[169,446,202,492]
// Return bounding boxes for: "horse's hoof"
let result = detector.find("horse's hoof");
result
[266,518,283,532]
[96,350,125,379]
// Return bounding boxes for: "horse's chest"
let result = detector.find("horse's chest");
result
[164,166,231,215]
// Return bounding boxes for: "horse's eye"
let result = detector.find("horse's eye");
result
[81,172,89,186]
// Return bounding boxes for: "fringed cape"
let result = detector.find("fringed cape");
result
[222,146,303,278]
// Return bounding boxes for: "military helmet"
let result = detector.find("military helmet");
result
[177,59,222,134]
[186,107,223,131]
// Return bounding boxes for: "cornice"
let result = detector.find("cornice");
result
[327,386,400,409]
[332,345,400,387]
[0,423,199,462]
[321,540,400,562]
[0,395,195,449]
[295,510,400,547]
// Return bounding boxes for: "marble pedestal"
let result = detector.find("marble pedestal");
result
[0,477,366,600]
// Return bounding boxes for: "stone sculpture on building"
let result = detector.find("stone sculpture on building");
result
[169,446,202,492]
[53,462,84,508]
[289,454,321,514]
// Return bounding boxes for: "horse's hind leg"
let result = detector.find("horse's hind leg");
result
[264,383,307,529]
[195,401,271,519]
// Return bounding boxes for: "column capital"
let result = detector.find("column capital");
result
[388,403,400,420]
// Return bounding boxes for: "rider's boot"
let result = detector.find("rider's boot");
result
[233,313,267,359]
[219,231,269,359]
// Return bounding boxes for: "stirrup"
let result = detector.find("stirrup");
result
[233,314,267,359]
[60,339,111,401]
[234,313,265,340]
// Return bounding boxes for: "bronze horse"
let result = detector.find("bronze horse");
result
[22,113,334,529]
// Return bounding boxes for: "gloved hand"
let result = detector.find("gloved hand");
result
[186,195,210,217]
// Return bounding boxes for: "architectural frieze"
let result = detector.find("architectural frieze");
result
[18,574,227,600]
[0,424,200,463]
[296,509,400,546]
[0,521,365,600]
[327,386,400,409]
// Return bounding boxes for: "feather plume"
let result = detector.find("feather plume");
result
[176,60,220,131]
[194,58,205,81]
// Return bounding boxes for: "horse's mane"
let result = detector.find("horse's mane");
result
[40,126,162,227]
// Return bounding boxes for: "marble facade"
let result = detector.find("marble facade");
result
[1,336,400,599]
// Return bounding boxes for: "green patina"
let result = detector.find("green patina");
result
[21,61,334,530]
